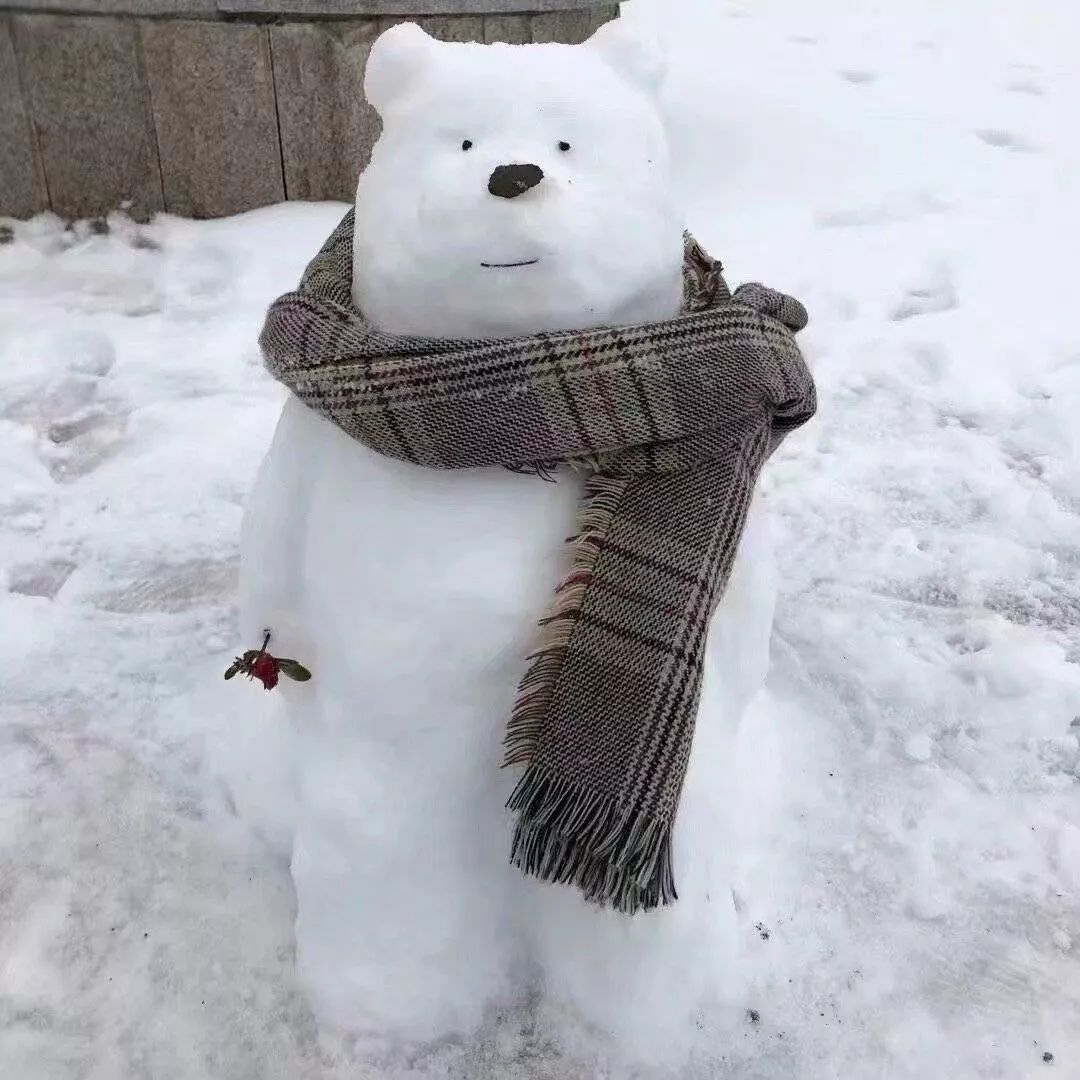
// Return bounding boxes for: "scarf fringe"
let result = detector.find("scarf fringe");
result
[507,763,676,914]
[502,474,630,770]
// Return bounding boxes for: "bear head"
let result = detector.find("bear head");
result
[352,20,684,339]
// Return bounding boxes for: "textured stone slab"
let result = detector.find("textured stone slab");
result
[9,14,163,222]
[590,4,619,31]
[218,1,600,14]
[530,8,594,44]
[141,20,284,218]
[0,17,48,220]
[10,0,217,15]
[10,1,609,16]
[415,13,484,42]
[483,13,530,44]
[269,19,381,202]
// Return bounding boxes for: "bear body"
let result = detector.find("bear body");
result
[239,22,778,1061]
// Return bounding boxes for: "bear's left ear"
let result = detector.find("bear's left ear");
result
[364,22,440,115]
[588,19,667,97]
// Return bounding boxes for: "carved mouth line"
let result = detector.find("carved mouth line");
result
[480,259,540,269]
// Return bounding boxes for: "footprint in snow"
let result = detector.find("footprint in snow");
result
[8,328,133,483]
[838,69,877,85]
[1005,79,1044,96]
[816,191,948,229]
[891,268,958,322]
[790,34,817,45]
[976,128,1036,152]
[903,731,933,763]
[42,408,130,483]
[89,557,239,614]
[7,559,77,600]
[907,342,948,384]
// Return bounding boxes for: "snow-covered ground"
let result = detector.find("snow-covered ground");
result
[2,0,1078,1076]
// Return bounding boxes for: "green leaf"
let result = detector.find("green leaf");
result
[224,660,244,680]
[277,658,312,682]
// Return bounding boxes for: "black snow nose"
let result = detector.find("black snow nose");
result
[488,163,544,199]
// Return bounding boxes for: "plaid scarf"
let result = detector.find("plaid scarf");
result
[259,210,815,914]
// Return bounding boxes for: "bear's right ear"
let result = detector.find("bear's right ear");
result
[364,22,439,115]
[588,19,667,98]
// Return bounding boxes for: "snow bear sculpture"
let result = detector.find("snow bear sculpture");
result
[239,19,777,1063]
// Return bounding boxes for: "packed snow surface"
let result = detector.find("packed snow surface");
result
[1,0,1078,1077]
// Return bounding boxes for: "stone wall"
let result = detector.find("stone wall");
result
[0,1,618,221]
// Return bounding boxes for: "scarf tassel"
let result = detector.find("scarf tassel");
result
[507,764,676,914]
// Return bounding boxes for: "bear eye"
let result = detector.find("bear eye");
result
[558,140,571,152]
[461,139,473,151]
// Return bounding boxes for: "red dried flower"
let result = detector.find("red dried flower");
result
[224,630,311,691]
[249,652,280,690]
